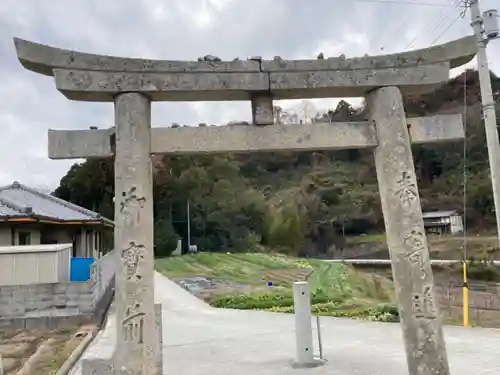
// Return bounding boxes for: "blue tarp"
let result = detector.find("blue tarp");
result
[70,257,95,282]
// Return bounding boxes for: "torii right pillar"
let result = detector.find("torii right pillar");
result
[369,86,449,375]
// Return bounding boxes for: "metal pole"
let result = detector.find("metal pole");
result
[462,261,470,327]
[187,200,191,249]
[316,315,324,360]
[469,0,500,246]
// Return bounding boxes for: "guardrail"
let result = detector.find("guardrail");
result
[322,259,500,266]
[323,258,500,327]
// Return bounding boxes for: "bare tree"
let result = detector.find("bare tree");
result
[274,105,299,124]
[299,100,317,124]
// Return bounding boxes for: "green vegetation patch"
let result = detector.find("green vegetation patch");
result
[155,253,398,322]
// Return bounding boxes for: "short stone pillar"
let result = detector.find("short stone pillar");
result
[292,281,324,368]
[251,94,274,125]
[368,86,450,375]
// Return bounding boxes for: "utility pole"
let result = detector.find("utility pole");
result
[468,0,500,243]
[186,200,191,249]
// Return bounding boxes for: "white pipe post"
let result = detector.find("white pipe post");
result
[292,281,324,367]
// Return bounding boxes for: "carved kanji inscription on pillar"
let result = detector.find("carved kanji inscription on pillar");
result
[403,229,428,281]
[394,171,418,208]
[412,286,437,320]
[123,300,145,344]
[120,186,146,213]
[122,241,145,281]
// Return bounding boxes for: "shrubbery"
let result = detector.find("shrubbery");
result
[208,288,399,322]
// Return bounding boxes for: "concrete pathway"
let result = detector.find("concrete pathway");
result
[71,272,500,374]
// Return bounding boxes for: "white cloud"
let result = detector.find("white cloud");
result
[0,0,499,191]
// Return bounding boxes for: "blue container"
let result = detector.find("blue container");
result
[70,257,95,282]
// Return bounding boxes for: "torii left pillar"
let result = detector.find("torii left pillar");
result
[82,93,163,375]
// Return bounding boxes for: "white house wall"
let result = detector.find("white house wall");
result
[0,227,11,246]
[0,227,41,246]
[450,215,464,234]
[0,244,72,286]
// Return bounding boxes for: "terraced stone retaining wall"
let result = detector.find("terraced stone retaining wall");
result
[0,250,117,329]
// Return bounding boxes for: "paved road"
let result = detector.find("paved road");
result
[71,272,500,374]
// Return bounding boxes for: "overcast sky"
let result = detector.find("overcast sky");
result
[0,0,499,192]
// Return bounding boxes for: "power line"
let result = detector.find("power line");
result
[430,12,463,45]
[379,10,413,51]
[408,0,462,49]
[350,0,453,6]
[429,1,469,46]
[405,0,462,50]
[405,7,450,49]
[423,1,462,45]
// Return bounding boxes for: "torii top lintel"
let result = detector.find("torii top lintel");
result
[13,36,476,102]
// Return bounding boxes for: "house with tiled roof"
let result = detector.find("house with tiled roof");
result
[0,181,113,258]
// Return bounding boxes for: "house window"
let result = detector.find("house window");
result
[18,231,31,245]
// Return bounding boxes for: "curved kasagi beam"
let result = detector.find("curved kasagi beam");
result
[12,38,261,76]
[14,36,476,77]
[262,36,477,72]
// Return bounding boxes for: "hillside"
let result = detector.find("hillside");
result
[155,252,398,322]
[155,252,500,327]
[53,69,500,258]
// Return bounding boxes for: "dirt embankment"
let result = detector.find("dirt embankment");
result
[0,325,95,375]
[340,235,500,260]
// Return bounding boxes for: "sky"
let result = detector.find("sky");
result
[0,0,499,192]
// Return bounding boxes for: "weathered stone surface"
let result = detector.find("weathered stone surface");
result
[368,86,450,375]
[113,93,156,374]
[82,358,114,375]
[13,38,261,76]
[261,36,476,71]
[82,304,163,375]
[47,114,464,159]
[15,36,476,102]
[251,94,274,125]
[14,36,475,80]
[53,69,270,101]
[52,64,450,101]
[48,127,115,159]
[408,114,466,144]
[269,63,450,99]
[154,303,163,373]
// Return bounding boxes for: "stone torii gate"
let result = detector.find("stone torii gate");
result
[14,36,476,375]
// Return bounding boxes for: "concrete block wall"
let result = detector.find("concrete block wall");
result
[0,249,117,329]
[0,282,93,318]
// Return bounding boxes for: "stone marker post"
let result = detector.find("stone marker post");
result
[368,86,450,375]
